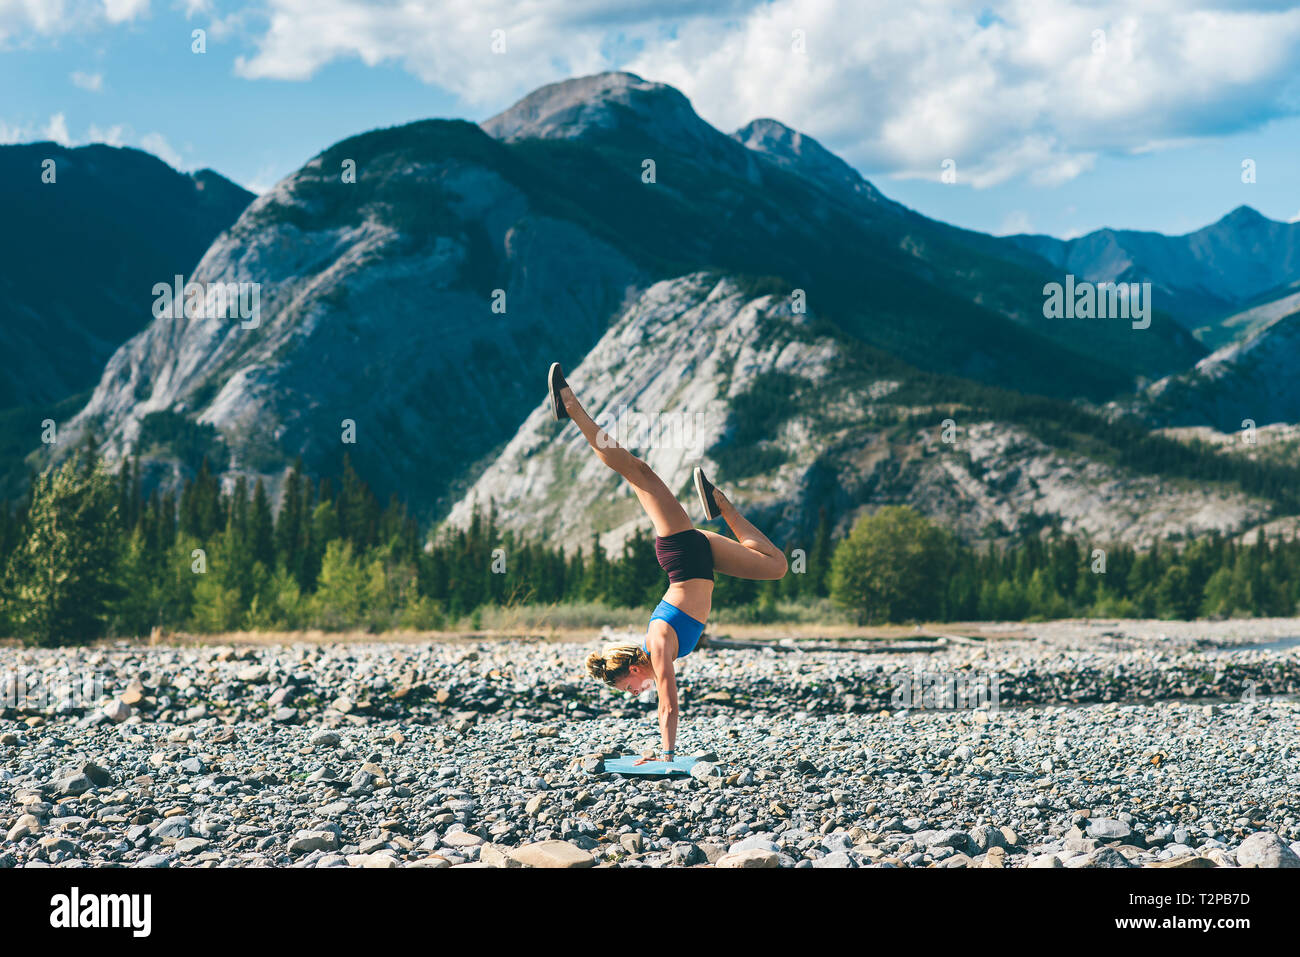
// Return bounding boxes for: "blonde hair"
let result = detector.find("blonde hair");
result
[586,643,647,686]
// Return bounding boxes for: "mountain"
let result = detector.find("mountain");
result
[1191,279,1300,350]
[47,120,646,511]
[481,70,762,184]
[730,118,890,208]
[447,273,1270,552]
[1005,206,1300,339]
[480,74,1203,391]
[1134,306,1300,431]
[32,71,1286,547]
[0,143,253,410]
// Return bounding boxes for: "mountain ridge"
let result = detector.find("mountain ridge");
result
[1004,205,1300,337]
[16,71,1297,552]
[0,142,253,410]
[446,273,1272,553]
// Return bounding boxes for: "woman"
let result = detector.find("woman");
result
[548,363,788,766]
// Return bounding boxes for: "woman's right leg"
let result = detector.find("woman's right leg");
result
[561,386,693,538]
[699,489,788,580]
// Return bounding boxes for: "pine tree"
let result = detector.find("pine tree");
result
[4,455,122,645]
[312,539,368,629]
[808,509,833,597]
[249,478,275,570]
[276,459,307,583]
[337,454,379,551]
[179,457,223,539]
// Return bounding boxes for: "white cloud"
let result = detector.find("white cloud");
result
[139,130,183,167]
[5,0,1300,194]
[214,0,665,103]
[44,112,71,145]
[624,0,1300,188]
[86,121,129,145]
[998,210,1034,236]
[71,70,104,91]
[102,0,148,24]
[0,0,70,41]
[239,161,284,195]
[1290,210,1300,223]
[0,112,186,167]
[228,0,1300,191]
[0,0,148,41]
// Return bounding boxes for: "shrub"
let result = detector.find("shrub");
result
[830,505,956,624]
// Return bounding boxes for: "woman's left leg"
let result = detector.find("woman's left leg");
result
[562,385,693,538]
[698,489,787,580]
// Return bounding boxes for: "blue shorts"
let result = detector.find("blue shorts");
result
[642,598,706,659]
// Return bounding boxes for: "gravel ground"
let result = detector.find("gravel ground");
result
[2,618,1299,869]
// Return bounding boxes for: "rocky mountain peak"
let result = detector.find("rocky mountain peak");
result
[1216,204,1267,228]
[481,71,760,182]
[732,117,885,204]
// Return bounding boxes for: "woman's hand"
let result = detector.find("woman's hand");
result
[633,752,673,766]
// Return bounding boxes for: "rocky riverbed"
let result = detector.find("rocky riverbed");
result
[2,619,1299,868]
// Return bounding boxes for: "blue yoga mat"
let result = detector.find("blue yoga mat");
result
[601,754,702,776]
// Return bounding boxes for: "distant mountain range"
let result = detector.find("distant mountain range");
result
[1006,206,1300,348]
[1133,307,1300,431]
[0,143,252,409]
[10,72,1300,549]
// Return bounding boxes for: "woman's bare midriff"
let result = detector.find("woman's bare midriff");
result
[662,579,713,624]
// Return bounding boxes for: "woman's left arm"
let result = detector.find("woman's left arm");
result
[656,665,679,758]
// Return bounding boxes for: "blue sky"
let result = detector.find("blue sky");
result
[3,0,1299,239]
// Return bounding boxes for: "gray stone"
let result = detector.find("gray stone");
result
[174,837,209,856]
[510,841,596,869]
[151,817,190,840]
[812,850,858,868]
[54,774,93,797]
[968,824,1006,852]
[102,700,131,723]
[289,830,340,855]
[1235,831,1300,868]
[1076,847,1137,868]
[689,761,720,780]
[716,849,780,868]
[728,835,781,855]
[1087,818,1132,842]
[671,842,706,866]
[912,829,971,854]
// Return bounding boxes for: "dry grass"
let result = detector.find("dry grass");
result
[0,619,1039,649]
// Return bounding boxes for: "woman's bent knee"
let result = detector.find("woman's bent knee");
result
[766,553,788,579]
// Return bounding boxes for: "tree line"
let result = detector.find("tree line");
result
[830,505,1300,624]
[1,450,1297,645]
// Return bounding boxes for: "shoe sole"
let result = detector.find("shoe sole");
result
[694,467,720,520]
[549,363,569,421]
